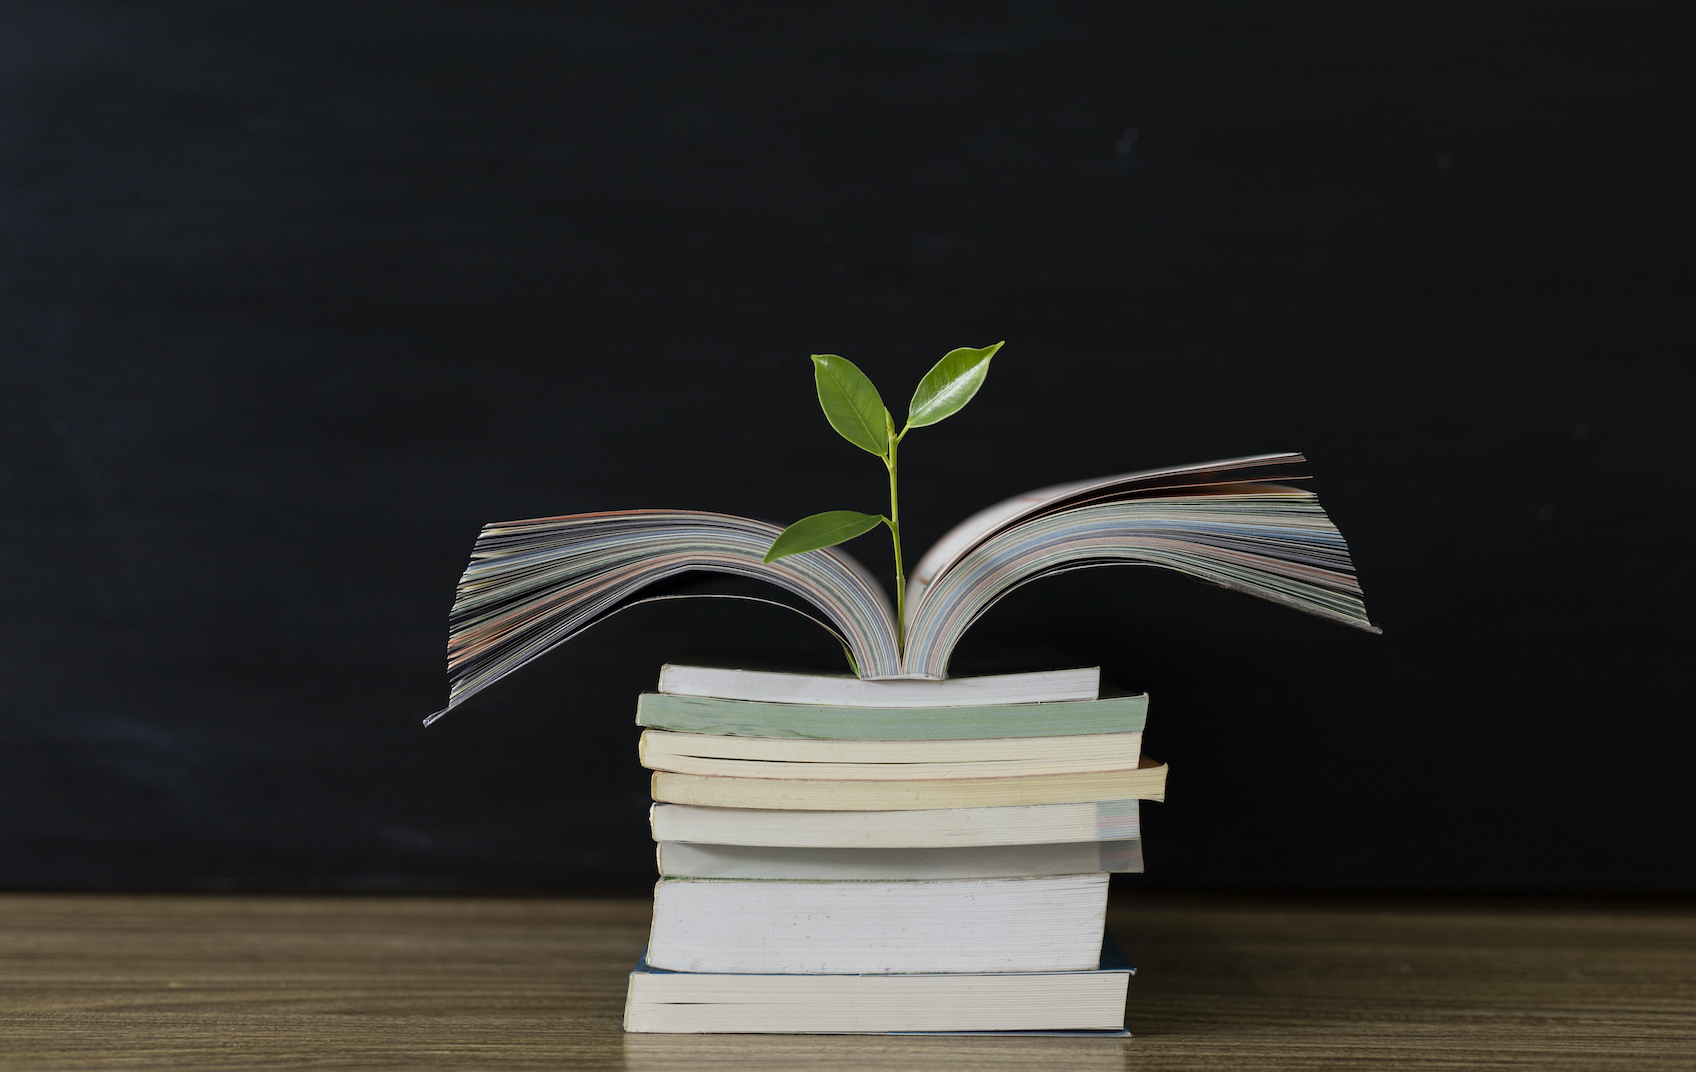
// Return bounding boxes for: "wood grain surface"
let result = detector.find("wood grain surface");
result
[3,892,1692,1070]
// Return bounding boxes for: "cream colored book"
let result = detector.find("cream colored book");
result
[651,758,1167,810]
[640,729,1143,780]
[649,799,1141,848]
[641,727,1141,769]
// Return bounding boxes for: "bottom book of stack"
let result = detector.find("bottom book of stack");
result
[627,932,1134,1035]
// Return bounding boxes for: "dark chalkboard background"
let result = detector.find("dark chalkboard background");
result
[2,1,1690,892]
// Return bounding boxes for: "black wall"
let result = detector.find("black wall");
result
[3,1,1689,891]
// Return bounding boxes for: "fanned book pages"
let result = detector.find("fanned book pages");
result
[434,452,1377,719]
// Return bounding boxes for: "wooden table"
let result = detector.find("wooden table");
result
[3,892,1692,1069]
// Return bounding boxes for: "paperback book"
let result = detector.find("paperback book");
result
[432,453,1376,722]
[624,934,1137,1035]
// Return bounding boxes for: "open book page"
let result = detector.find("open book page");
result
[433,456,1375,706]
[902,486,1378,679]
[437,510,898,719]
[905,453,1309,618]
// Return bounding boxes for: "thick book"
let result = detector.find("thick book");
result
[650,758,1167,810]
[656,839,1142,880]
[646,873,1109,974]
[635,693,1147,740]
[640,729,1143,779]
[623,933,1135,1034]
[435,453,1377,718]
[656,664,1100,707]
[650,799,1140,848]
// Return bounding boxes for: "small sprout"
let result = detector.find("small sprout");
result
[766,343,1005,654]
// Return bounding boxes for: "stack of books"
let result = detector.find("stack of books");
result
[433,454,1372,1031]
[623,662,1169,1035]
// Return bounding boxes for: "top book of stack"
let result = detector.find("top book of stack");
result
[430,453,1377,723]
[657,663,1102,708]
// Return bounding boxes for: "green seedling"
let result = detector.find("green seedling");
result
[763,342,1004,655]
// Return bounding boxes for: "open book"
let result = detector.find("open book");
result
[438,453,1376,717]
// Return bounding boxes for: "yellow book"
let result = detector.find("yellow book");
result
[650,757,1166,810]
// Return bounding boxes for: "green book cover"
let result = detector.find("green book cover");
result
[634,693,1148,740]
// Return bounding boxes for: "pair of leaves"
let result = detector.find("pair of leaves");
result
[810,341,1003,459]
[762,342,1003,564]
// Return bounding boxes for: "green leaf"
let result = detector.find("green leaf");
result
[811,355,889,457]
[763,511,886,564]
[906,341,1004,428]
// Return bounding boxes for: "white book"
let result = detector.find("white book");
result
[650,799,1140,848]
[646,874,1109,974]
[624,935,1134,1034]
[655,664,1100,707]
[656,840,1142,880]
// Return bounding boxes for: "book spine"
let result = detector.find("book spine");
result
[635,693,1148,740]
[646,875,1110,975]
[640,751,1148,781]
[649,800,1141,848]
[650,763,1168,811]
[656,840,1143,880]
[656,665,1101,706]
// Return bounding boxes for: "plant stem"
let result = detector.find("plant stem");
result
[885,413,905,659]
